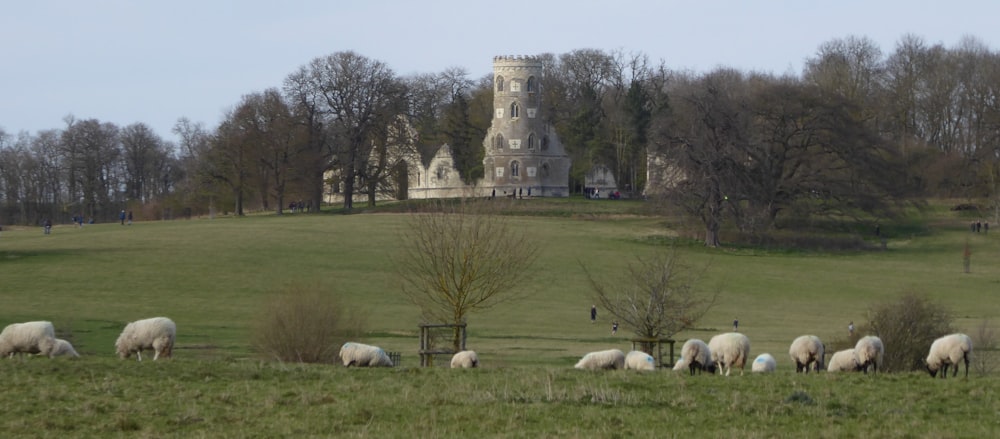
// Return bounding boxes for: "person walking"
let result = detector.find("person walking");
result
[612,321,618,335]
[733,318,739,332]
[590,305,597,323]
[119,210,126,225]
[848,321,855,337]
[127,210,133,225]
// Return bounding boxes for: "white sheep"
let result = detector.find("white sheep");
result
[624,350,656,371]
[0,321,57,358]
[708,332,750,376]
[789,335,825,373]
[827,348,861,372]
[450,350,479,368]
[925,333,973,379]
[854,335,884,374]
[574,349,626,370]
[338,342,394,367]
[672,338,714,375]
[751,353,776,373]
[50,338,80,358]
[115,317,176,361]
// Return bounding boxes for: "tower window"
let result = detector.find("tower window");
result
[493,133,504,150]
[527,133,535,150]
[526,76,536,93]
[496,75,504,92]
[510,102,519,118]
[511,160,520,177]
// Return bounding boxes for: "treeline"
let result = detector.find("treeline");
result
[2,34,999,235]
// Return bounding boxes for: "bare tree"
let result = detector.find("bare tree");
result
[584,246,716,347]
[396,199,538,350]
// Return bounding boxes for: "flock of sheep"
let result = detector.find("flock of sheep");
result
[575,332,974,378]
[1,318,972,378]
[0,317,176,361]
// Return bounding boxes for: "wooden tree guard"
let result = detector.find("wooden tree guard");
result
[629,338,676,368]
[419,323,467,367]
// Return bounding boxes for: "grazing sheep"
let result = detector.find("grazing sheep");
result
[673,339,714,375]
[0,321,57,358]
[624,350,656,371]
[339,342,394,367]
[926,333,973,379]
[789,335,825,373]
[50,338,80,358]
[450,350,479,368]
[827,348,861,372]
[574,349,626,370]
[854,336,884,374]
[115,317,176,361]
[708,332,751,376]
[751,353,777,373]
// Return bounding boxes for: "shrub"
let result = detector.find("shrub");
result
[863,292,954,373]
[252,283,366,363]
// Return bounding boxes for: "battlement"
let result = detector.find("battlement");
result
[493,55,542,69]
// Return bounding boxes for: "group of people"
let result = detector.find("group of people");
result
[118,210,133,225]
[970,220,989,234]
[288,200,312,212]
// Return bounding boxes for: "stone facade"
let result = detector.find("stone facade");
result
[482,55,571,197]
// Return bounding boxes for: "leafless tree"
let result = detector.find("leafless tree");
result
[396,199,538,350]
[294,51,407,210]
[584,245,716,346]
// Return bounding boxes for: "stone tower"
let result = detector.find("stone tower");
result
[483,55,570,197]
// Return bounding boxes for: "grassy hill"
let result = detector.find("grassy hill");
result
[1,197,998,436]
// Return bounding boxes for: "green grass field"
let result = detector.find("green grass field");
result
[1,198,998,437]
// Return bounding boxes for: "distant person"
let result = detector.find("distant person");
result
[848,321,855,336]
[612,321,618,335]
[43,218,52,235]
[119,210,126,225]
[986,222,990,234]
[127,210,133,225]
[519,187,523,199]
[491,188,496,199]
[591,305,597,323]
[733,318,739,332]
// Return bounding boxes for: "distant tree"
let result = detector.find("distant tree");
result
[651,68,752,247]
[396,199,538,350]
[298,51,407,210]
[120,122,172,203]
[584,245,716,350]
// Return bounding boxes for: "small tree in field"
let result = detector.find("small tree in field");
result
[396,199,538,351]
[252,283,366,363]
[584,245,717,352]
[864,292,954,373]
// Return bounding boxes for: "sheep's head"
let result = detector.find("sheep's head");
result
[925,361,939,378]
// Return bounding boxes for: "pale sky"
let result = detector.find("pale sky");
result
[3,0,999,145]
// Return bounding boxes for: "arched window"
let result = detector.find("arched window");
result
[496,75,504,92]
[527,133,535,150]
[541,163,550,177]
[541,135,550,151]
[511,160,520,177]
[510,102,519,118]
[526,76,536,93]
[493,133,504,150]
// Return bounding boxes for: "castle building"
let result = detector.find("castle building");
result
[325,55,573,202]
[483,55,571,197]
